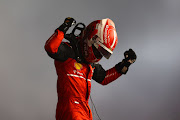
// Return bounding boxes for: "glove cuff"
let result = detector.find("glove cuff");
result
[123,59,131,67]
[115,62,123,73]
[115,59,131,74]
[55,23,69,34]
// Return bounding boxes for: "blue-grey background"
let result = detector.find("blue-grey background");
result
[0,0,180,120]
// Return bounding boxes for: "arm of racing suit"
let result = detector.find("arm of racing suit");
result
[92,49,137,85]
[92,64,122,85]
[44,17,76,61]
[44,30,75,61]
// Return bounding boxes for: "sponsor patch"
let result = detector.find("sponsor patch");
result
[74,62,83,71]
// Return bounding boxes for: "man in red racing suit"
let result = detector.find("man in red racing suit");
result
[44,17,137,120]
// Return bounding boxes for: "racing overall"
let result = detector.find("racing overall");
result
[45,30,122,120]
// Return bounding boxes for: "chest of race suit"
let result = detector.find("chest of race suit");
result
[55,58,94,101]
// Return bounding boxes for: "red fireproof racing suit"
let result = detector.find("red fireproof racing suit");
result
[45,30,122,120]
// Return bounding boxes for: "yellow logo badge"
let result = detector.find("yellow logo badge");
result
[74,62,83,71]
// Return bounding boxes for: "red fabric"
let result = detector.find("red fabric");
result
[55,58,93,120]
[44,30,64,53]
[101,67,122,85]
[45,31,93,120]
[45,30,121,119]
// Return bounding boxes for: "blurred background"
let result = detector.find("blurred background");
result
[0,0,180,120]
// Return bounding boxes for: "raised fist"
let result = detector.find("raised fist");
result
[115,49,137,74]
[56,17,76,34]
[64,17,76,27]
[124,49,137,64]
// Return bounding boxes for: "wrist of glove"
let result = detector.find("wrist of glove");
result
[115,59,131,74]
[55,17,76,34]
[115,49,137,74]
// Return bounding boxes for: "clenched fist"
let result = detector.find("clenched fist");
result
[115,49,137,74]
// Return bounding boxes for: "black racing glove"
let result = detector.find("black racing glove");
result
[56,17,76,34]
[115,49,137,74]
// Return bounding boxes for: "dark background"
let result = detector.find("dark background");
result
[0,0,180,120]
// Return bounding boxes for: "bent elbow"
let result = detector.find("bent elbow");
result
[44,42,58,54]
[100,81,109,86]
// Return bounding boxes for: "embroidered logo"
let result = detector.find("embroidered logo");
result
[74,62,83,71]
[74,101,79,104]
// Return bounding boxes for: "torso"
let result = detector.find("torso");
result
[54,58,94,101]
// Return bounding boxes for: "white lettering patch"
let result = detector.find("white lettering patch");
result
[74,101,79,104]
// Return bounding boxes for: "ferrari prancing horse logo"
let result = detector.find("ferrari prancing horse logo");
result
[74,62,83,71]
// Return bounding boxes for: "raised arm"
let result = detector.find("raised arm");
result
[44,17,76,61]
[92,64,122,85]
[92,49,137,85]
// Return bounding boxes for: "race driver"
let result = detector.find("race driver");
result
[44,17,137,120]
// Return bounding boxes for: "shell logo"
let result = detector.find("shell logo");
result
[74,62,83,71]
